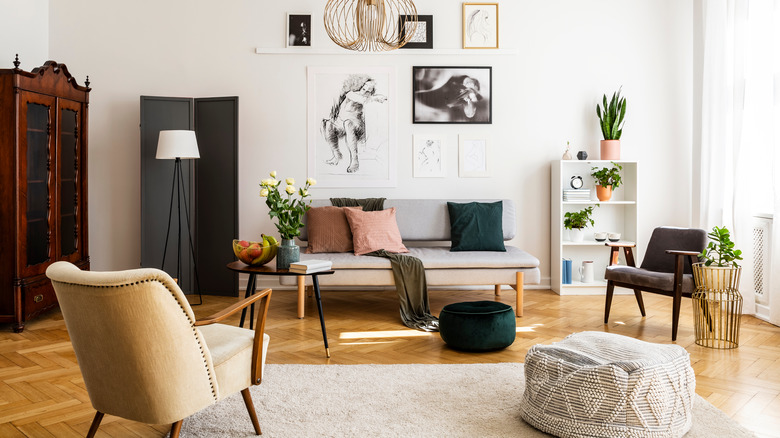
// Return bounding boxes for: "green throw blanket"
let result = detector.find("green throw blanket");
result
[330,198,439,332]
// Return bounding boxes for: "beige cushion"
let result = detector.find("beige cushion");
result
[198,324,269,399]
[344,207,408,256]
[305,206,354,254]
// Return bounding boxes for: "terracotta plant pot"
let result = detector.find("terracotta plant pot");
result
[596,185,613,201]
[600,139,620,160]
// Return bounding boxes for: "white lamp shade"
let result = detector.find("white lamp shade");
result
[156,130,200,159]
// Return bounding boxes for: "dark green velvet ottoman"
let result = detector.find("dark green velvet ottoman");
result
[439,301,516,351]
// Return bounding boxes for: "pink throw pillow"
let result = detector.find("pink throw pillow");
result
[343,207,408,256]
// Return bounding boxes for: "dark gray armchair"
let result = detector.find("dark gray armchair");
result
[604,227,707,341]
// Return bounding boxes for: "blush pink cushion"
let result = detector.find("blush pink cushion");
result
[305,206,353,254]
[343,207,409,256]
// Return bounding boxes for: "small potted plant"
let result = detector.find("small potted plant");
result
[695,226,743,290]
[590,162,623,201]
[563,206,596,242]
[692,226,744,349]
[596,87,626,160]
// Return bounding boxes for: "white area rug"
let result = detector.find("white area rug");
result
[180,363,755,437]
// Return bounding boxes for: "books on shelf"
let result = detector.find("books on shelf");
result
[563,189,592,201]
[562,258,572,284]
[288,259,333,274]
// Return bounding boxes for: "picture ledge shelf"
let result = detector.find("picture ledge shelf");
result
[255,48,519,56]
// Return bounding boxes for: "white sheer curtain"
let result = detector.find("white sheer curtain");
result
[699,0,780,324]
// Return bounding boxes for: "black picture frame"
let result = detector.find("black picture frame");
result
[287,14,311,47]
[398,15,433,49]
[412,66,492,124]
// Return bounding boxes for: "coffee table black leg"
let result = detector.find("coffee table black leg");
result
[239,273,256,329]
[249,274,258,330]
[311,274,330,358]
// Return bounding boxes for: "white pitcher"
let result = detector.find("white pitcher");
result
[579,260,595,283]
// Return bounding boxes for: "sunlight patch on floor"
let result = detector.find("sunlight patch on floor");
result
[339,330,434,339]
[339,341,400,345]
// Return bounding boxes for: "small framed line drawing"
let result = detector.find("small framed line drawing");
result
[413,135,445,177]
[458,135,489,177]
[399,15,433,49]
[287,13,311,47]
[462,3,498,49]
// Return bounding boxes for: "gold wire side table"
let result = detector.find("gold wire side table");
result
[692,264,743,349]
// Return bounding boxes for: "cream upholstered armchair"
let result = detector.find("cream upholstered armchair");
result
[46,261,272,438]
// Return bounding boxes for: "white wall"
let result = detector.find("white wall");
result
[28,0,691,289]
[1,0,48,69]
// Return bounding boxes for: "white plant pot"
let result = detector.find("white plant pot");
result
[570,228,584,242]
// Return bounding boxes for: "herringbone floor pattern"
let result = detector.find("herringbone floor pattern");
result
[1,287,779,437]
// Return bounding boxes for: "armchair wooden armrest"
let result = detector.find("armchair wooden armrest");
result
[195,289,272,385]
[665,250,701,256]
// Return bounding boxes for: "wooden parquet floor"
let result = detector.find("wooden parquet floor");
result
[1,287,779,437]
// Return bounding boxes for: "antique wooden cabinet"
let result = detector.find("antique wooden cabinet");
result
[0,59,90,332]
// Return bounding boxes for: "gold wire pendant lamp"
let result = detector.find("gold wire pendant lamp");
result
[324,0,418,52]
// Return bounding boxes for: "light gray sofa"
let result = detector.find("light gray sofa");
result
[280,199,541,318]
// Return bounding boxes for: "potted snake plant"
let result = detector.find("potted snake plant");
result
[596,88,626,160]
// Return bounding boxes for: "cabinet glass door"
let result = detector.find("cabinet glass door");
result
[20,92,56,272]
[58,100,81,259]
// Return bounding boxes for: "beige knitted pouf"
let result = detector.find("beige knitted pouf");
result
[520,331,695,438]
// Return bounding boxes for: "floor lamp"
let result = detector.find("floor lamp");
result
[156,130,202,305]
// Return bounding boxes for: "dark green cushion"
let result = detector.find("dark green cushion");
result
[439,301,516,351]
[447,201,506,252]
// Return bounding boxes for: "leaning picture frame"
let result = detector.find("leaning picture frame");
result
[412,66,492,124]
[458,134,490,177]
[287,13,312,47]
[398,15,433,49]
[462,3,499,49]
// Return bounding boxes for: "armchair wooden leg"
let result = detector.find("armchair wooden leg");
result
[86,411,104,438]
[241,388,262,435]
[494,285,501,296]
[297,275,305,319]
[633,289,646,316]
[672,290,682,342]
[604,281,615,323]
[170,420,183,438]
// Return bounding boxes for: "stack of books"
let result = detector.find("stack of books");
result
[563,189,591,201]
[289,259,333,274]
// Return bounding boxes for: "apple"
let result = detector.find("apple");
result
[248,248,262,259]
[238,240,250,248]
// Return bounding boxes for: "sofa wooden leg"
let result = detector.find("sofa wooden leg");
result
[494,285,501,296]
[297,275,305,319]
[514,272,524,317]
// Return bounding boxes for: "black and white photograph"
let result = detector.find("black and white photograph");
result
[307,66,397,187]
[462,3,498,49]
[413,66,492,124]
[399,15,433,49]
[287,13,311,47]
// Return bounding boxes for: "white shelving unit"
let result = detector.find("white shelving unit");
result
[551,160,638,295]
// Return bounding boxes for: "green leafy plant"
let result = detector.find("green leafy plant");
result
[699,226,743,268]
[563,206,596,230]
[259,171,316,239]
[596,88,627,140]
[590,162,623,189]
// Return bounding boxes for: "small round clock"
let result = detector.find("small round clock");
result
[570,176,584,189]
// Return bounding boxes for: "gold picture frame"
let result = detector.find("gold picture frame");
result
[462,3,499,49]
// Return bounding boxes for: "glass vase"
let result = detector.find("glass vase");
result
[276,238,300,270]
